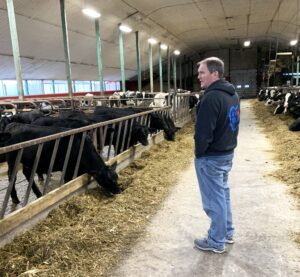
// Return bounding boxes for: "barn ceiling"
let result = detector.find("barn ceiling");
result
[0,0,299,81]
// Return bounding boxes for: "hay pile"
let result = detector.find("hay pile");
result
[251,99,300,245]
[0,123,194,276]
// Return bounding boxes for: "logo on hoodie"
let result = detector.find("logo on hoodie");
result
[228,105,240,132]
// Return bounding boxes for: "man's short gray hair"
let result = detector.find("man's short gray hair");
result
[198,57,224,78]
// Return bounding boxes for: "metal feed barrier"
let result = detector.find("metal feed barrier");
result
[0,93,195,246]
[0,107,175,219]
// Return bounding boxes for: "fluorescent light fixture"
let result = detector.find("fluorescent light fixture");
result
[174,50,180,55]
[119,24,132,33]
[270,59,277,62]
[243,40,251,47]
[160,44,168,50]
[236,85,242,88]
[82,8,101,18]
[244,84,250,88]
[148,38,157,44]
[290,39,298,46]
[276,52,293,55]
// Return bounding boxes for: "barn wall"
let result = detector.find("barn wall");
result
[198,48,258,98]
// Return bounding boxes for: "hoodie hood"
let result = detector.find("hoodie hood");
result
[205,79,235,96]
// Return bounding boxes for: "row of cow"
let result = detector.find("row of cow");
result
[107,90,199,109]
[257,87,300,131]
[0,106,179,206]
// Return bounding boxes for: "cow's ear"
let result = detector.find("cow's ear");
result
[0,132,11,143]
[110,161,117,170]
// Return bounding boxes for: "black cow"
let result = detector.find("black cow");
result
[0,123,121,204]
[94,106,178,141]
[59,111,149,154]
[289,118,300,131]
[32,116,91,129]
[0,110,44,132]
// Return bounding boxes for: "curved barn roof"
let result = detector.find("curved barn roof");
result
[0,0,298,81]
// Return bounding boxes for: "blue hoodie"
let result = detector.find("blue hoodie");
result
[194,79,240,158]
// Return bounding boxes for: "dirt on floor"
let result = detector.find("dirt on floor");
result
[0,123,194,276]
[250,99,300,246]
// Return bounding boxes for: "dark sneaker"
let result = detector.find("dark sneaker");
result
[225,236,235,244]
[194,238,225,254]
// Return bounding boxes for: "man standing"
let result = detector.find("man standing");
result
[194,57,240,254]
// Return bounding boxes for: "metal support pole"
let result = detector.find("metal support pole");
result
[59,0,73,99]
[135,31,142,91]
[159,43,163,92]
[118,25,126,92]
[6,0,24,100]
[149,43,153,92]
[167,46,171,93]
[179,59,182,89]
[95,19,104,94]
[52,80,55,93]
[173,55,177,91]
[297,56,299,86]
[291,55,294,86]
[183,55,186,89]
[24,80,29,95]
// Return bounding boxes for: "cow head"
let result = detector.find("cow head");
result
[91,161,121,195]
[132,124,149,146]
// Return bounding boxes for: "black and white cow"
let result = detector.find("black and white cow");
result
[0,123,121,204]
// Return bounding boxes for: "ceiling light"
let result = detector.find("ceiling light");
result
[119,24,132,33]
[148,38,157,44]
[276,52,293,55]
[82,8,101,18]
[160,44,168,50]
[174,50,180,55]
[243,40,251,47]
[290,39,298,46]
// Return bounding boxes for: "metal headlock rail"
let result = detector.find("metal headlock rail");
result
[0,93,195,246]
[0,104,190,219]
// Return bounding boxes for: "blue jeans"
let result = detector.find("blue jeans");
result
[194,154,234,249]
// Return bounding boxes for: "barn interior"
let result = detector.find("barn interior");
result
[0,0,300,98]
[0,1,300,276]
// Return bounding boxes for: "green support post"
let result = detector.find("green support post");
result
[119,25,126,92]
[159,43,163,92]
[6,0,24,100]
[149,43,153,92]
[95,19,104,94]
[59,0,73,100]
[167,46,171,105]
[135,31,142,92]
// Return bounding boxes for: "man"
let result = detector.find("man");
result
[194,57,240,254]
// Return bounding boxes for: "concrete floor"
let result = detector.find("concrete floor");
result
[109,100,300,277]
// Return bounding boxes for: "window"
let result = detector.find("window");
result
[74,80,91,93]
[27,80,43,94]
[104,81,120,91]
[54,80,68,93]
[43,80,55,94]
[2,80,18,96]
